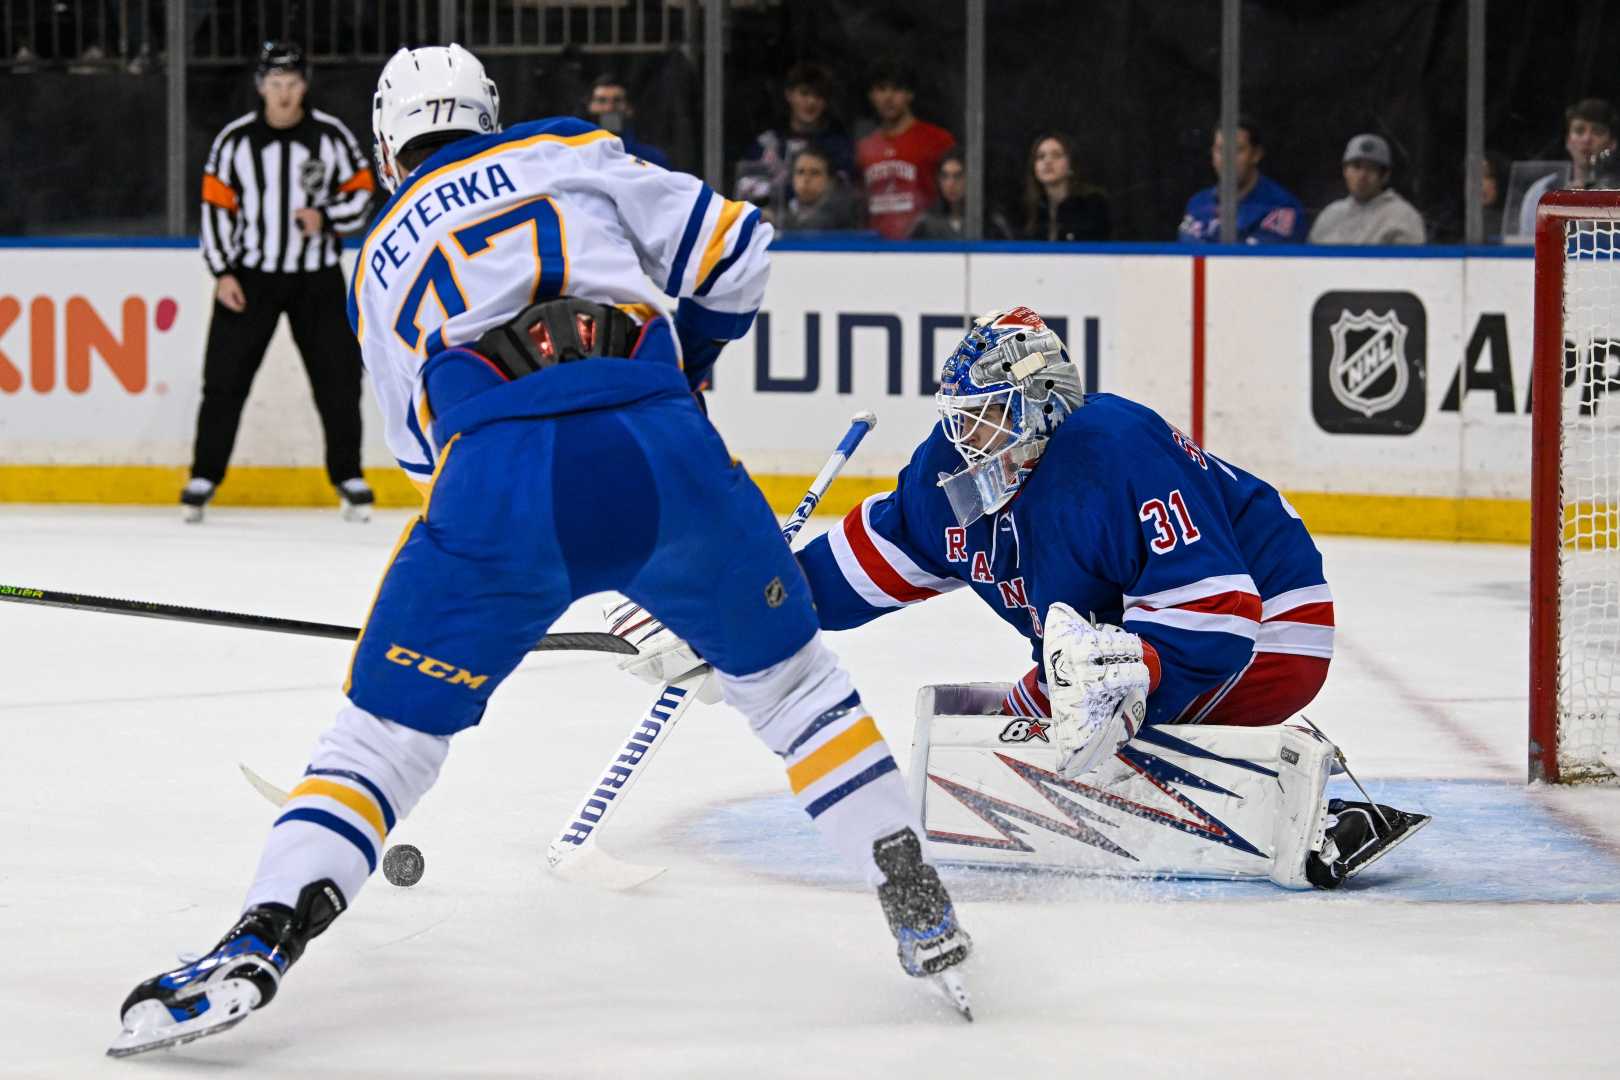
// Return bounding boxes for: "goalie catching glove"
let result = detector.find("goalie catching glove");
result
[1043,602,1151,779]
[602,596,723,703]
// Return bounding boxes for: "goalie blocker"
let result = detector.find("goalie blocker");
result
[908,684,1428,889]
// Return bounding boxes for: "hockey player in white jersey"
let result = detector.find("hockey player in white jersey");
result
[109,45,969,1058]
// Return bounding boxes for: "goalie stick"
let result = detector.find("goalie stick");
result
[0,584,633,656]
[544,411,878,890]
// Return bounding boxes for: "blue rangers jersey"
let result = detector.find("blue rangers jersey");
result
[1178,174,1305,244]
[348,116,770,486]
[796,394,1333,726]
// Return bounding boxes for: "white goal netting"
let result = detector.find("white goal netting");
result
[1555,217,1620,780]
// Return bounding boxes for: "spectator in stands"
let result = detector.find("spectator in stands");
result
[735,63,855,211]
[586,73,671,170]
[1308,134,1425,245]
[777,146,858,232]
[1482,150,1511,217]
[910,149,968,239]
[1178,118,1304,244]
[1517,98,1616,235]
[908,148,1011,240]
[1020,132,1111,242]
[856,59,956,240]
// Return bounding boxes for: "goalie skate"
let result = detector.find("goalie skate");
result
[873,828,974,1021]
[1306,799,1432,889]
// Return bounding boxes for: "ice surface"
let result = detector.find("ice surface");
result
[1,507,1616,1078]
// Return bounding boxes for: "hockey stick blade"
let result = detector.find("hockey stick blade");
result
[239,763,290,807]
[544,670,709,890]
[547,843,667,891]
[0,585,633,656]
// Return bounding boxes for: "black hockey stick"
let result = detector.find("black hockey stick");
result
[0,584,635,656]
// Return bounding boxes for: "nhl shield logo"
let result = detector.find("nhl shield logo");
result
[763,576,787,608]
[299,159,332,202]
[1311,290,1427,435]
[1328,309,1409,418]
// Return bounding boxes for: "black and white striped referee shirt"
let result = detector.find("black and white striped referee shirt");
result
[200,107,376,276]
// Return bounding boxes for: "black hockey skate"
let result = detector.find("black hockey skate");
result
[179,478,215,524]
[1306,799,1431,889]
[873,828,974,1020]
[337,477,376,523]
[107,879,345,1058]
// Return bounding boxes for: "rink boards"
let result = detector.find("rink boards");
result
[0,240,1548,541]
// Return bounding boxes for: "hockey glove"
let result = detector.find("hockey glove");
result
[602,596,723,704]
[1043,602,1150,779]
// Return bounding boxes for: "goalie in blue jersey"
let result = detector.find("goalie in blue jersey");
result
[791,307,1426,887]
[627,307,1427,889]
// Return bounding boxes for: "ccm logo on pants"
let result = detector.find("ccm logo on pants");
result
[385,644,489,689]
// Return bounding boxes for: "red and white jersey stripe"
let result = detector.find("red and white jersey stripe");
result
[1001,666,1051,718]
[1123,573,1262,641]
[826,493,963,609]
[1255,583,1334,658]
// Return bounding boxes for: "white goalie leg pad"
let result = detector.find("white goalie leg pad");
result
[909,683,1010,807]
[244,705,450,910]
[912,685,1327,885]
[1267,724,1337,890]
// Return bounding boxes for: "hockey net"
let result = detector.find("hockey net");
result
[1531,190,1620,783]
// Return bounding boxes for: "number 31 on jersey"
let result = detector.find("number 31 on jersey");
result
[1139,489,1200,554]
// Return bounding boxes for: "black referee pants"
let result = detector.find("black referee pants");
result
[189,266,363,487]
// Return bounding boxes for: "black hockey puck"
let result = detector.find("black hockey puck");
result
[382,843,425,887]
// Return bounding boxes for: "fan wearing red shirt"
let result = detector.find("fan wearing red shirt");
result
[857,60,957,240]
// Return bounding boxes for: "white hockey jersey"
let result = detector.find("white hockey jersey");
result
[347,117,772,483]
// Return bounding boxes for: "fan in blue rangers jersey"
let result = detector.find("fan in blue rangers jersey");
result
[1177,121,1305,244]
[107,44,969,1059]
[798,307,1334,774]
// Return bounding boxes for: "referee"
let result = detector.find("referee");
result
[184,40,376,523]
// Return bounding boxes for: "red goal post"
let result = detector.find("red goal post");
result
[1530,189,1620,783]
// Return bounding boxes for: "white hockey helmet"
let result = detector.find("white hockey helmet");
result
[372,44,500,192]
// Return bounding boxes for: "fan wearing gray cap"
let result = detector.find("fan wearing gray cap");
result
[1307,134,1425,245]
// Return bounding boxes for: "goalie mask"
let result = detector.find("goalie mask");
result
[934,307,1083,526]
[372,44,500,192]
